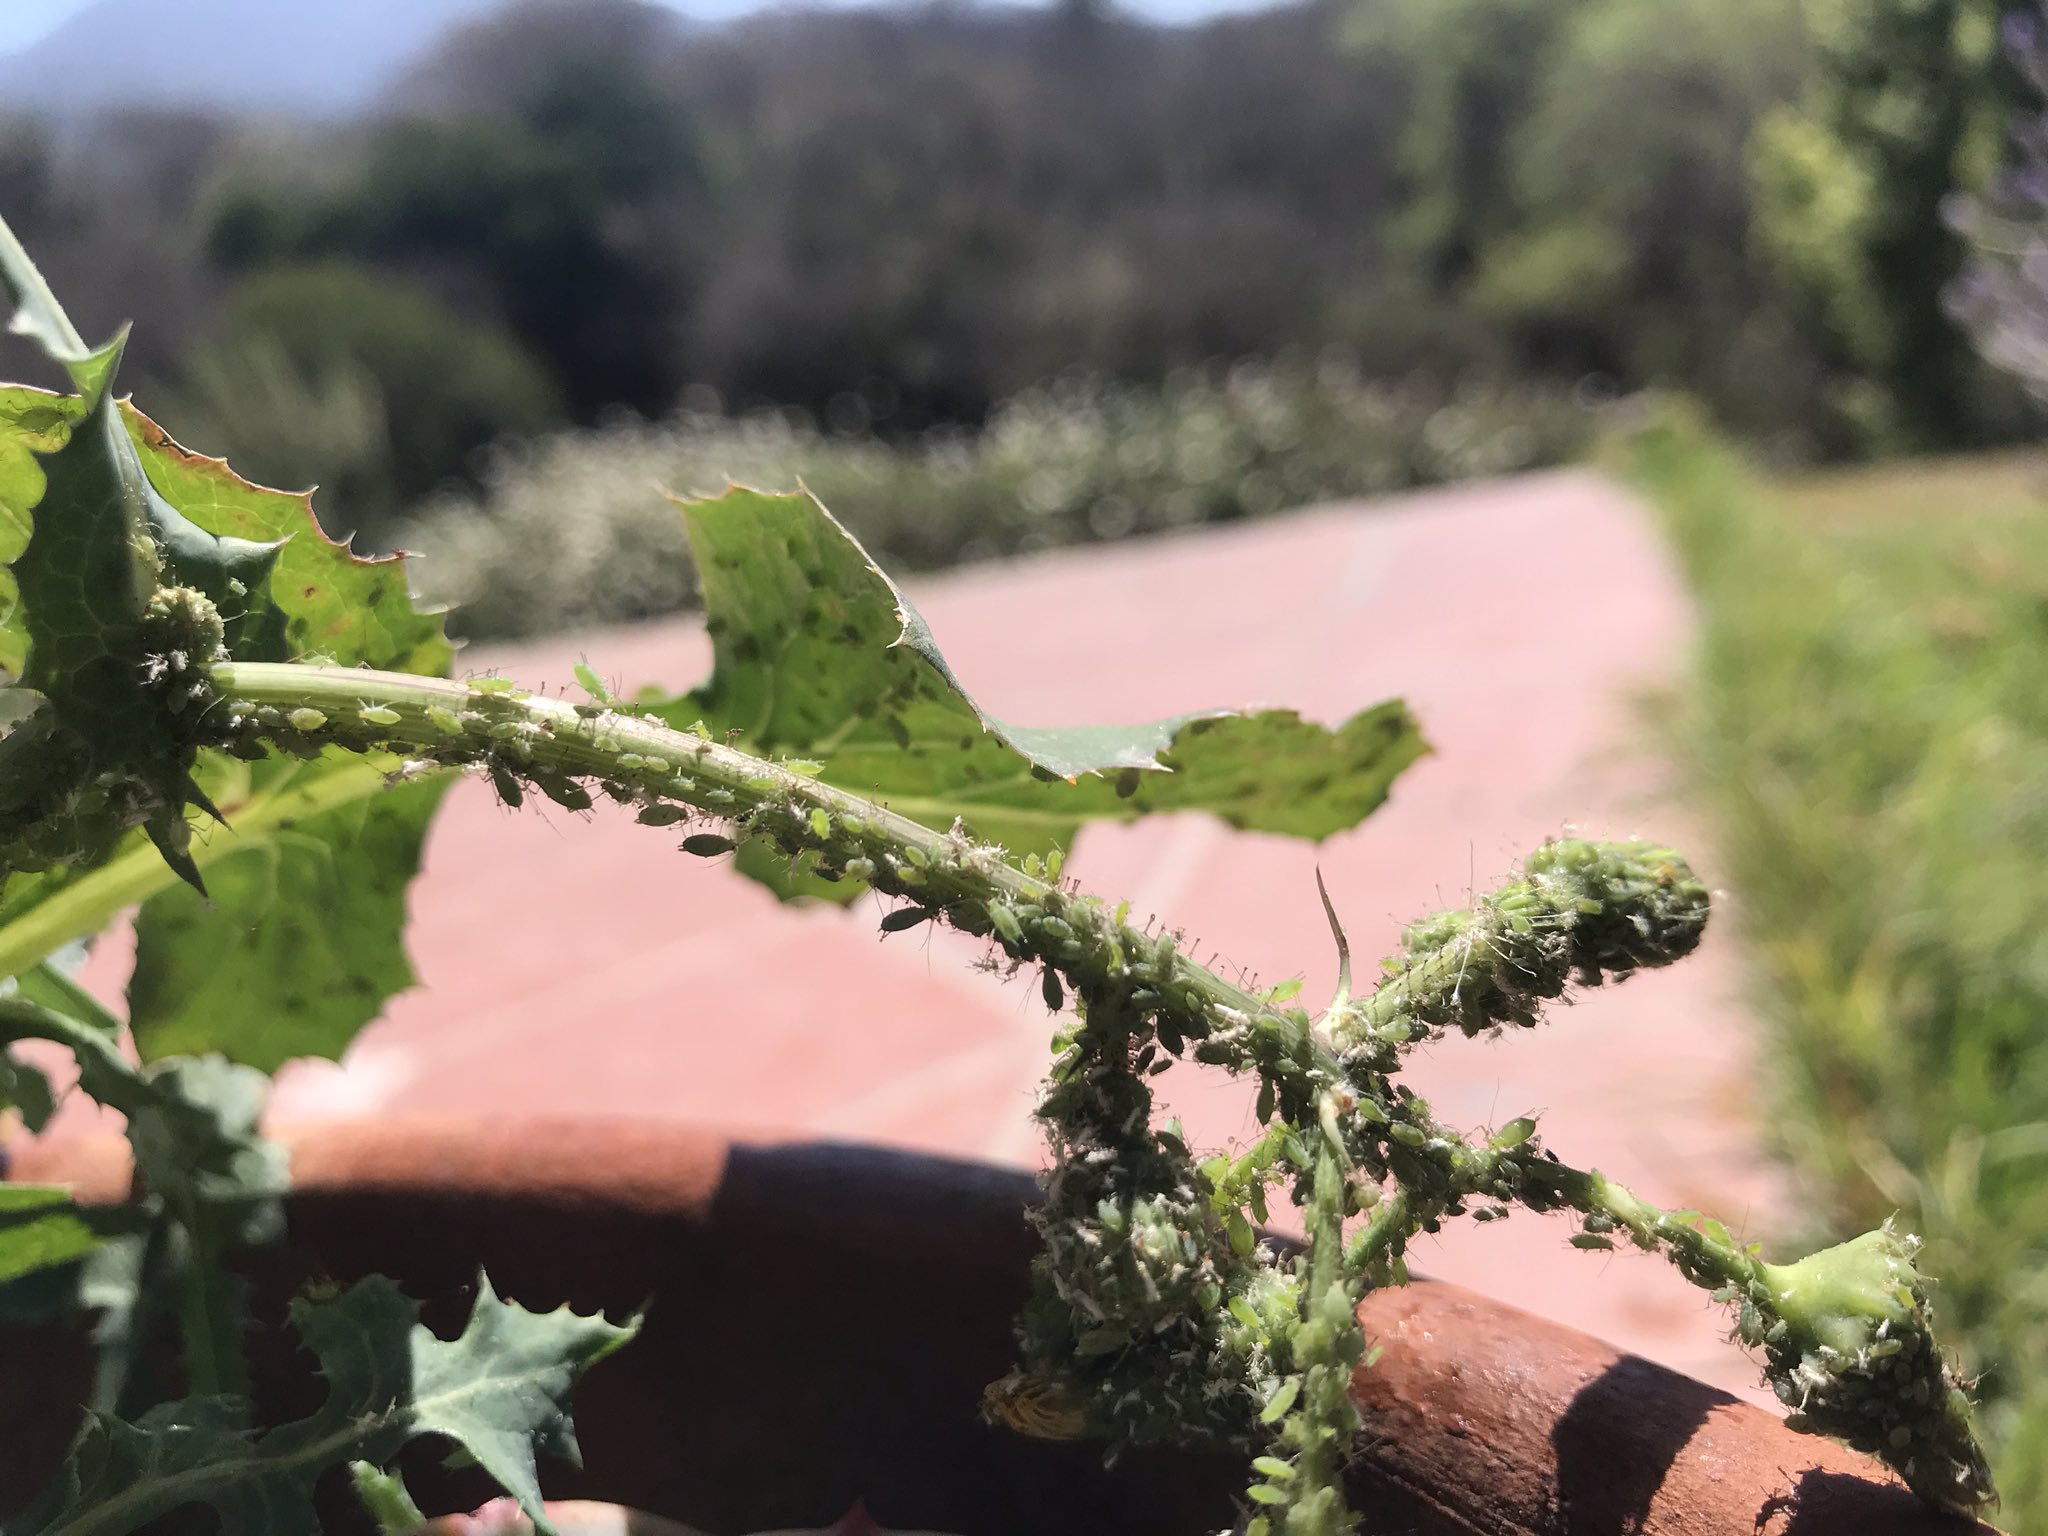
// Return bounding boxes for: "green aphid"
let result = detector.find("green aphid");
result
[990,903,1024,945]
[1259,1377,1300,1425]
[426,705,465,737]
[573,662,618,706]
[286,707,328,732]
[1489,1116,1538,1150]
[356,704,402,728]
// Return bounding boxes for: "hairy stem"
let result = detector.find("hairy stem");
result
[197,658,1989,1512]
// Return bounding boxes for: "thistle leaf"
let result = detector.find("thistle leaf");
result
[656,486,1427,898]
[127,766,450,1071]
[11,1273,637,1536]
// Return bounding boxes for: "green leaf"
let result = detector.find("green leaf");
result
[117,406,449,677]
[0,1000,275,1208]
[0,996,163,1122]
[0,213,454,1056]
[0,211,452,927]
[0,223,119,401]
[0,385,450,679]
[0,751,451,1051]
[0,1051,54,1132]
[11,954,120,1032]
[125,1056,283,1402]
[0,388,74,679]
[3,215,278,891]
[12,1273,639,1536]
[0,1185,123,1286]
[658,488,1427,895]
[11,376,164,769]
[127,765,450,1071]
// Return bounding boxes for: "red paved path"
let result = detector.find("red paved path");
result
[91,469,1787,1404]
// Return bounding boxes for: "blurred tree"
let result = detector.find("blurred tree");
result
[1474,0,1818,442]
[1751,0,2023,449]
[1347,0,1588,289]
[160,262,562,545]
[682,2,1402,423]
[208,0,709,422]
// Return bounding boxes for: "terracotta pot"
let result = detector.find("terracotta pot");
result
[0,1119,1999,1536]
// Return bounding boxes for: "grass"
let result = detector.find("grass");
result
[1629,418,2048,1525]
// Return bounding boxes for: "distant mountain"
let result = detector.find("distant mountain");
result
[0,0,509,118]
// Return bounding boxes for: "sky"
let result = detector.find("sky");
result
[0,0,1266,54]
[0,1,80,53]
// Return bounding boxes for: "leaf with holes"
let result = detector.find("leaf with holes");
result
[127,766,450,1071]
[653,487,1426,899]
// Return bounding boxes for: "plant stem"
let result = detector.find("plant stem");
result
[210,663,1748,1285]
[206,666,1783,1398]
[1519,1160,1769,1292]
[209,659,1296,1032]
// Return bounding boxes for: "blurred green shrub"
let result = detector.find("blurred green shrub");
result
[160,263,562,545]
[401,358,1589,640]
[1748,0,2021,450]
[1633,412,2048,1525]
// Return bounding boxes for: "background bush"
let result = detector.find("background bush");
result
[157,263,563,544]
[402,359,1589,640]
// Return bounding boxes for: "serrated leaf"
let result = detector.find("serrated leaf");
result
[657,487,1426,897]
[12,1273,638,1536]
[118,407,449,676]
[0,385,450,678]
[1,210,455,950]
[3,217,278,893]
[128,765,449,1071]
[0,995,166,1123]
[1,214,455,1064]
